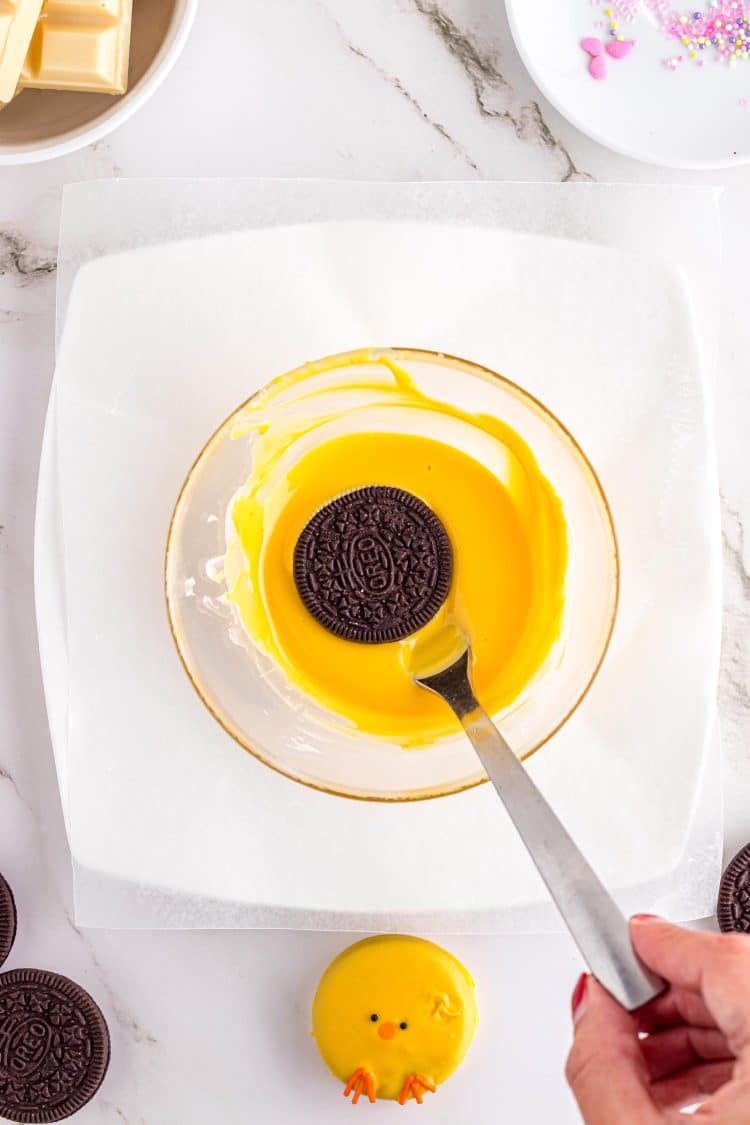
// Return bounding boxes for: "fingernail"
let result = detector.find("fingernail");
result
[631,913,659,923]
[571,973,588,1022]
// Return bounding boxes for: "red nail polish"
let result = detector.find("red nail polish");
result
[631,913,658,922]
[571,972,587,1018]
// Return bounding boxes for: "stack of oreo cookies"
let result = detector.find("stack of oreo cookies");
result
[717,843,750,935]
[0,872,110,1122]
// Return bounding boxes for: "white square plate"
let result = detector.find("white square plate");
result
[36,219,722,929]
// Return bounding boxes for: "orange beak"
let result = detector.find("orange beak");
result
[378,1021,396,1040]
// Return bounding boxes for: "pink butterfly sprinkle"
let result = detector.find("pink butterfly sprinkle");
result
[589,55,608,79]
[581,37,604,56]
[581,34,635,79]
[606,39,635,59]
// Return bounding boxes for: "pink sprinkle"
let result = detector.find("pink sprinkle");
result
[589,54,608,79]
[602,0,750,72]
[606,38,636,58]
[581,36,605,56]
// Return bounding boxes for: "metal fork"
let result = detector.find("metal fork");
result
[415,644,665,1011]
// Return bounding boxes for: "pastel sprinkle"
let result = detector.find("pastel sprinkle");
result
[606,37,636,56]
[598,0,750,68]
[581,36,605,55]
[589,54,609,78]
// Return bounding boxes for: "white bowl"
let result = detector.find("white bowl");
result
[0,0,199,165]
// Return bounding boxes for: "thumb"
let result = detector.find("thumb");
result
[566,975,660,1125]
[631,916,750,1055]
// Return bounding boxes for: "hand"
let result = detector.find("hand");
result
[565,916,750,1122]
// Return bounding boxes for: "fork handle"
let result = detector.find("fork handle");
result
[456,696,665,1011]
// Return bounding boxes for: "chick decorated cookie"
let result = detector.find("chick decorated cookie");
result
[311,934,478,1105]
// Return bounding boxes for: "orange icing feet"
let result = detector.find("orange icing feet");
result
[398,1073,437,1106]
[344,1068,376,1105]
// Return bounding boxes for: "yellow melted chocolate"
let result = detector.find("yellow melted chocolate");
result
[224,351,567,746]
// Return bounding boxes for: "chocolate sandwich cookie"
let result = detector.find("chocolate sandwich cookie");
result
[294,486,453,644]
[0,969,110,1122]
[0,874,16,969]
[717,842,750,934]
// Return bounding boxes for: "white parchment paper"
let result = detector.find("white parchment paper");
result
[39,180,723,930]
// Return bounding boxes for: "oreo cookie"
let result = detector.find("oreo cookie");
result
[0,969,110,1122]
[294,486,453,644]
[0,874,16,969]
[717,842,750,934]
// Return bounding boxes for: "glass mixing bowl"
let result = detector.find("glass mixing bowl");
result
[165,348,618,801]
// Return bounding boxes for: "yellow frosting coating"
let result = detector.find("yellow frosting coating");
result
[311,935,478,1102]
[224,351,567,745]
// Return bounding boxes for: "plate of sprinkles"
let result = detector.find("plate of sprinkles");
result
[507,0,750,167]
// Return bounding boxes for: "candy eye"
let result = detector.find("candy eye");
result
[399,1021,408,1030]
[370,1013,379,1022]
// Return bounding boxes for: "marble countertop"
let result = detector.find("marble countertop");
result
[1,1,749,1122]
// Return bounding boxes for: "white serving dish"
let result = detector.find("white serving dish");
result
[36,219,722,929]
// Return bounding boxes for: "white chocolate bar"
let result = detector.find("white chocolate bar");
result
[20,0,132,94]
[0,0,45,102]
